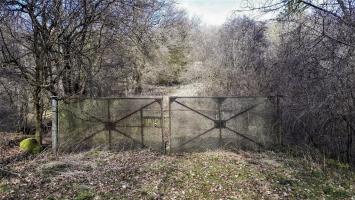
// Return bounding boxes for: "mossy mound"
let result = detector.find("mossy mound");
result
[19,138,42,154]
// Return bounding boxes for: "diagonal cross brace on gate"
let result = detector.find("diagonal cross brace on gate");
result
[53,97,164,153]
[168,96,266,151]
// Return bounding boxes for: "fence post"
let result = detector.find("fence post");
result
[51,96,58,155]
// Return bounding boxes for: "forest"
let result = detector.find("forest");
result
[1,0,355,199]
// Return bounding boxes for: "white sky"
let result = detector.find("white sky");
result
[176,0,278,26]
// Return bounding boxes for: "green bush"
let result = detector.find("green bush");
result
[19,138,42,154]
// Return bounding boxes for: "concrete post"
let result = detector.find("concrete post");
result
[51,96,58,154]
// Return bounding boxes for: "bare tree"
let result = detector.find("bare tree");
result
[0,0,114,144]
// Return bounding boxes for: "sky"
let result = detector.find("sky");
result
[176,0,277,26]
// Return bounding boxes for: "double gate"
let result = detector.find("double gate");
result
[52,96,280,153]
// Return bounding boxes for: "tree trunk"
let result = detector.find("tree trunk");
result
[33,86,43,145]
[134,67,143,94]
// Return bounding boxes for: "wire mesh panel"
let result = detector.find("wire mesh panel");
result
[169,97,279,153]
[57,97,164,152]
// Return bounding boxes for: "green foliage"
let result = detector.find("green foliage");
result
[153,44,189,86]
[322,184,349,198]
[19,138,42,154]
[168,45,188,67]
[327,159,350,170]
[156,65,184,85]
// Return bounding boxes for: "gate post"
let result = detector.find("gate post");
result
[158,98,165,153]
[51,96,59,155]
[168,97,174,154]
[140,109,144,148]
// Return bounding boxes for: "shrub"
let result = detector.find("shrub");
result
[19,138,42,154]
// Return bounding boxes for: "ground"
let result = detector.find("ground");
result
[1,134,355,199]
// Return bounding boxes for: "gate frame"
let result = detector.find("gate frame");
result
[168,96,281,153]
[51,96,164,154]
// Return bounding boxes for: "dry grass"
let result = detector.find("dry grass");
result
[1,134,354,199]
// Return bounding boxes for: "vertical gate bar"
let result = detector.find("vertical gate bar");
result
[107,99,112,150]
[160,99,165,153]
[218,99,222,147]
[140,109,144,148]
[51,96,58,155]
[168,97,172,154]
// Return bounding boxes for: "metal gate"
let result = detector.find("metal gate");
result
[168,96,279,153]
[52,97,164,153]
[52,96,279,154]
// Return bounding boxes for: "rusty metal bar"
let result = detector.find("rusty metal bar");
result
[74,128,105,150]
[174,100,215,121]
[107,99,112,150]
[225,127,264,147]
[170,96,272,99]
[225,103,263,122]
[217,100,222,147]
[58,96,163,100]
[112,100,159,124]
[112,128,146,148]
[176,127,215,148]
[60,107,106,123]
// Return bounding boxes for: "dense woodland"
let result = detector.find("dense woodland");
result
[0,0,354,165]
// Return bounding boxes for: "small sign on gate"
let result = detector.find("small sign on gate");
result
[143,116,161,128]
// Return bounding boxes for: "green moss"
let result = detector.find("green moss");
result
[322,184,350,198]
[19,138,42,154]
[327,159,350,170]
[0,183,10,194]
[72,184,95,200]
[74,190,95,200]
